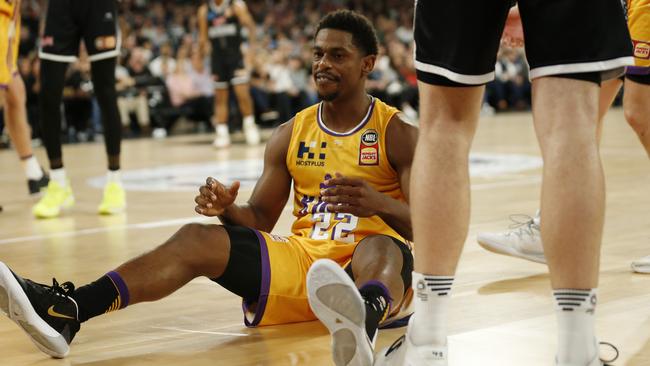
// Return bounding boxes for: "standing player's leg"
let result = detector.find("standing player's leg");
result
[475,77,623,265]
[232,72,260,145]
[625,76,650,272]
[5,74,49,194]
[32,0,79,218]
[90,57,125,214]
[32,59,74,218]
[0,224,261,358]
[213,86,232,148]
[82,0,124,214]
[520,0,632,364]
[623,78,650,157]
[376,2,512,365]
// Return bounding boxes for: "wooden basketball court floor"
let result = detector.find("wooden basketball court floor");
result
[0,109,648,366]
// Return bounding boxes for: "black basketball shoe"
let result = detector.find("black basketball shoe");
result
[0,261,80,358]
[28,172,50,195]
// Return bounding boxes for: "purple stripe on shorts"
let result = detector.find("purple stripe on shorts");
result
[106,271,130,308]
[243,230,271,327]
[626,66,650,75]
[361,280,393,306]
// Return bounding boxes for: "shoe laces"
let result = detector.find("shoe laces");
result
[45,278,76,298]
[506,214,540,238]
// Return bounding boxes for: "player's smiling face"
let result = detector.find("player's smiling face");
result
[312,29,372,102]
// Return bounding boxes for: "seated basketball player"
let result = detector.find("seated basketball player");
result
[0,10,417,366]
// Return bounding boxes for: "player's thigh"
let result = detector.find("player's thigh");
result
[519,0,632,80]
[346,235,413,292]
[414,0,511,86]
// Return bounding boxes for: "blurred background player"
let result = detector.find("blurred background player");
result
[376,1,632,366]
[0,0,48,213]
[478,1,650,274]
[32,0,125,218]
[198,0,260,148]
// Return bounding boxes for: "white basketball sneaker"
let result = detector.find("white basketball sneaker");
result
[374,327,448,366]
[477,211,547,264]
[213,124,231,149]
[631,255,650,274]
[307,259,373,366]
[243,118,261,145]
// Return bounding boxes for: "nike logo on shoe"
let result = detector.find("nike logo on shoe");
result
[47,305,75,320]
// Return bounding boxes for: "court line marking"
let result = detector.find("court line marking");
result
[0,177,540,246]
[149,325,249,337]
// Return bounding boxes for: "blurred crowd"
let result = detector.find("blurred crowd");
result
[4,0,542,145]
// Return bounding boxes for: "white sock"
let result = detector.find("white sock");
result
[554,289,598,365]
[21,156,43,180]
[408,272,454,346]
[106,170,121,184]
[216,123,229,136]
[243,115,256,128]
[50,168,67,187]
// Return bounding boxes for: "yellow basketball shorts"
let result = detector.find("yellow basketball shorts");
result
[627,0,650,75]
[243,230,413,328]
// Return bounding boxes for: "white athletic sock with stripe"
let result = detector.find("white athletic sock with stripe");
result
[408,271,454,346]
[554,289,598,365]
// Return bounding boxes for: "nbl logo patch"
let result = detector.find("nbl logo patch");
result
[359,129,379,166]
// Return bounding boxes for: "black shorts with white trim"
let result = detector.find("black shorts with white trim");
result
[414,0,634,86]
[39,0,120,63]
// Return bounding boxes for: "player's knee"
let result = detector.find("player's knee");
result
[624,106,649,137]
[355,235,404,273]
[174,224,228,259]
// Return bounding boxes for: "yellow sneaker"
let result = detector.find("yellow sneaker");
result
[98,182,126,215]
[32,181,75,219]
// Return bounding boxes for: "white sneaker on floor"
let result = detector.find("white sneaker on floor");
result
[374,329,447,366]
[307,259,373,366]
[212,134,230,149]
[243,121,261,145]
[477,211,547,264]
[556,341,618,366]
[631,255,650,273]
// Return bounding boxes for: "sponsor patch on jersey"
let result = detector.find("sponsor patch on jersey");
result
[633,40,650,60]
[359,129,379,166]
[95,36,116,51]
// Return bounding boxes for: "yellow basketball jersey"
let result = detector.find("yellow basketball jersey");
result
[285,96,406,260]
[0,0,14,17]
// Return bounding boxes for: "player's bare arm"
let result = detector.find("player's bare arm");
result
[195,120,293,231]
[321,114,417,240]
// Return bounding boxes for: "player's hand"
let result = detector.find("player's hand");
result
[320,173,388,217]
[501,6,524,48]
[194,177,240,216]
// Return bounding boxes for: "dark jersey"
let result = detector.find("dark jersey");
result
[207,0,243,58]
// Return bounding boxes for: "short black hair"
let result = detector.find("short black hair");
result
[315,10,379,56]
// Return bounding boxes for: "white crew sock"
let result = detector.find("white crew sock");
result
[21,156,43,180]
[243,115,255,128]
[408,271,454,346]
[216,123,229,136]
[106,170,121,184]
[554,289,598,365]
[50,168,67,187]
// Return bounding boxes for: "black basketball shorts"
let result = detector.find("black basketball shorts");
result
[414,0,634,85]
[211,53,249,89]
[39,0,120,63]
